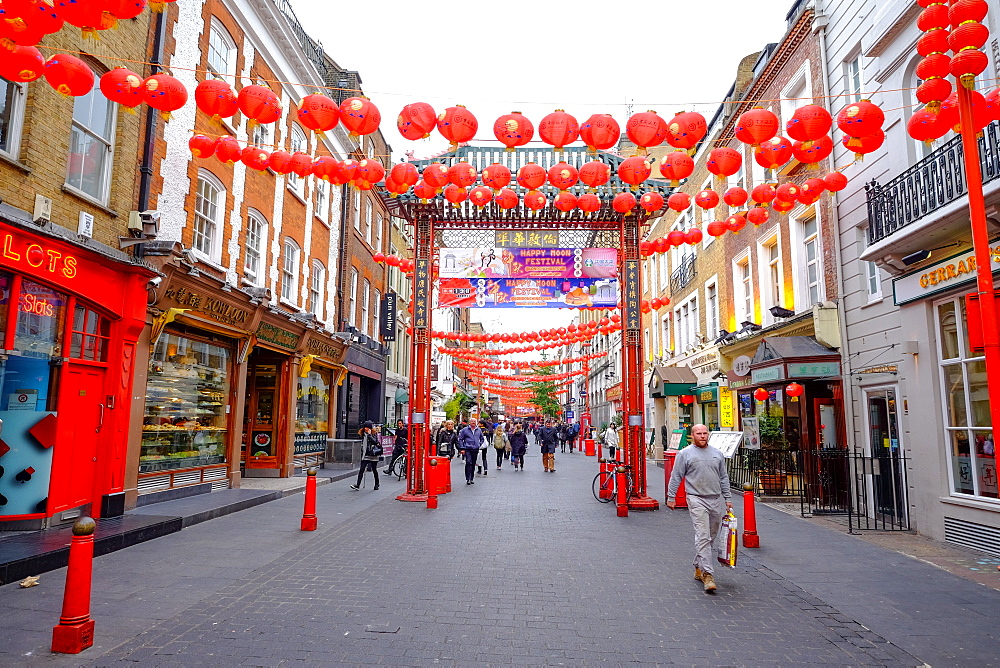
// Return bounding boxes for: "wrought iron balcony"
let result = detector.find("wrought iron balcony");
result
[670,253,696,293]
[866,121,1000,245]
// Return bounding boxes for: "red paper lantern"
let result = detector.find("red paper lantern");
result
[267,150,292,174]
[625,110,667,151]
[100,67,143,109]
[54,0,114,37]
[547,162,579,190]
[577,193,601,212]
[495,188,519,209]
[948,21,989,52]
[751,183,776,205]
[653,237,668,253]
[383,177,407,196]
[801,177,827,197]
[772,199,795,213]
[684,228,703,245]
[373,252,385,263]
[679,394,695,405]
[437,104,478,148]
[639,240,653,256]
[613,192,637,214]
[916,77,953,108]
[554,191,578,212]
[297,94,340,134]
[707,147,742,181]
[390,162,419,188]
[706,221,728,237]
[579,161,611,188]
[842,130,884,161]
[447,161,477,188]
[579,113,620,152]
[948,0,989,25]
[726,214,746,234]
[791,135,833,164]
[785,382,804,399]
[754,136,793,170]
[823,172,848,192]
[397,102,436,140]
[493,111,534,150]
[356,158,385,184]
[423,162,449,188]
[288,152,312,178]
[469,185,493,207]
[43,53,94,96]
[837,100,885,139]
[517,162,546,190]
[214,135,242,163]
[907,106,949,143]
[639,192,664,212]
[667,230,686,247]
[482,163,512,190]
[241,146,270,171]
[774,183,801,202]
[21,0,65,36]
[413,180,437,201]
[339,96,381,137]
[785,104,832,146]
[238,84,281,125]
[916,3,949,32]
[735,107,780,146]
[667,192,691,212]
[311,156,338,182]
[747,207,770,226]
[694,189,719,209]
[524,190,547,210]
[539,109,579,150]
[724,187,748,207]
[194,78,237,118]
[917,28,951,57]
[658,151,694,186]
[666,111,707,150]
[617,156,651,188]
[188,134,217,159]
[337,159,360,183]
[444,184,468,205]
[950,47,989,89]
[753,388,769,401]
[0,44,43,82]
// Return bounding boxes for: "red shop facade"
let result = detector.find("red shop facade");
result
[0,217,155,529]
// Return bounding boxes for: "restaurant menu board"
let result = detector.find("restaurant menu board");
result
[709,431,745,458]
[439,248,618,280]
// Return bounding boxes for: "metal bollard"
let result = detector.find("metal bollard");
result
[300,468,318,531]
[742,482,760,548]
[616,466,629,517]
[51,517,97,654]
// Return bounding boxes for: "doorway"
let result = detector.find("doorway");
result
[243,349,287,473]
[864,387,907,523]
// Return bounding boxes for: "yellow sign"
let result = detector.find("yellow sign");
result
[720,391,734,429]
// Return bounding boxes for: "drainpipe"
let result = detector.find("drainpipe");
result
[335,182,351,438]
[814,2,858,451]
[135,9,167,259]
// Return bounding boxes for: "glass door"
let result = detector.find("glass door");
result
[865,388,906,522]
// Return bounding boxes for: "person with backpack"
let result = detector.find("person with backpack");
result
[557,421,569,453]
[509,422,528,471]
[567,422,579,453]
[492,424,510,470]
[458,417,485,485]
[350,421,382,491]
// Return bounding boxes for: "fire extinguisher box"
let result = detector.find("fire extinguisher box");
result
[964,290,1000,352]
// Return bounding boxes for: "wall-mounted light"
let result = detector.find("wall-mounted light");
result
[739,320,762,333]
[769,306,795,319]
[713,329,732,345]
[901,243,960,266]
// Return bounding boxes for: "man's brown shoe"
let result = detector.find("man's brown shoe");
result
[702,573,717,592]
[694,568,703,582]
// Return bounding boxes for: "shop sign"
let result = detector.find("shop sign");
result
[605,384,623,402]
[857,364,898,374]
[788,362,840,378]
[306,337,340,360]
[162,285,249,327]
[494,230,560,248]
[893,245,1000,305]
[732,355,751,376]
[690,352,717,368]
[751,366,783,383]
[697,386,718,403]
[380,292,397,340]
[623,260,641,330]
[256,321,298,350]
[413,259,430,328]
[293,432,327,454]
[720,391,734,429]
[730,377,753,389]
[1,231,79,281]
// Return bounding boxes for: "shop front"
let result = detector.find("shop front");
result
[0,217,154,527]
[295,334,347,470]
[647,365,698,459]
[336,343,386,438]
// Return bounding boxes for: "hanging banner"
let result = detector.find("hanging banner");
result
[380,292,397,341]
[438,277,618,309]
[439,248,618,280]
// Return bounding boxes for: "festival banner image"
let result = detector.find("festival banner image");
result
[439,248,618,280]
[438,277,618,308]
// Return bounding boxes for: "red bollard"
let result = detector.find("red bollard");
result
[615,466,629,517]
[426,494,438,509]
[300,468,318,531]
[742,482,760,548]
[597,458,612,500]
[52,517,97,654]
[584,438,596,456]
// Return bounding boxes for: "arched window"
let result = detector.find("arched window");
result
[309,260,325,318]
[244,209,267,285]
[207,18,237,84]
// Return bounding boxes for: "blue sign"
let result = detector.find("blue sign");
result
[565,410,575,419]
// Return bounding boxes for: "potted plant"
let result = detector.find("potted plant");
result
[756,412,789,494]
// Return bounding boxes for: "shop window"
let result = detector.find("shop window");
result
[70,305,110,362]
[936,296,997,499]
[141,333,230,474]
[194,170,224,263]
[207,19,236,84]
[296,369,331,434]
[244,210,266,285]
[0,76,26,159]
[66,83,115,203]
[14,280,67,360]
[309,260,325,319]
[281,238,300,303]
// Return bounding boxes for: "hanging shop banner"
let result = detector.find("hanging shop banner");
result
[439,248,618,280]
[380,292,397,341]
[437,277,618,308]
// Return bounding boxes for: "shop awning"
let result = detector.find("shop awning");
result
[649,366,698,398]
[395,387,409,404]
[749,336,841,384]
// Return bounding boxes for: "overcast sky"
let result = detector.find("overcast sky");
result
[294,0,796,332]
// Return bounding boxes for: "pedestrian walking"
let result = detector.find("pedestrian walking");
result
[666,423,733,594]
[458,417,485,485]
[478,422,491,475]
[509,422,528,470]
[567,422,579,453]
[557,421,569,453]
[604,423,619,460]
[492,426,510,470]
[435,419,459,459]
[537,418,558,472]
[350,421,382,491]
[383,419,407,474]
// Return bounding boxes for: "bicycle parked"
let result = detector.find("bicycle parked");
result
[592,459,634,503]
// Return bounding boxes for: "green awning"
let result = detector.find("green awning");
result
[649,366,698,398]
[394,388,409,404]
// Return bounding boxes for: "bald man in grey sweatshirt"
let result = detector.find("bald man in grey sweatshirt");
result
[667,424,733,593]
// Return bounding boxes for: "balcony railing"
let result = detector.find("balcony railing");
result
[273,0,330,81]
[866,121,1000,245]
[670,253,696,293]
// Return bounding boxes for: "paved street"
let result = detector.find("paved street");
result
[1,450,998,666]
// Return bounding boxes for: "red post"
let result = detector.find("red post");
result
[957,84,1000,480]
[51,517,97,654]
[615,466,629,517]
[300,468,318,531]
[742,482,760,548]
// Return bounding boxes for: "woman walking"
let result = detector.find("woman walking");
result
[509,422,528,471]
[493,425,510,470]
[350,421,382,491]
[435,419,459,459]
[384,419,407,474]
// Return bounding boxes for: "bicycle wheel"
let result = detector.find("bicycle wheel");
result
[624,473,635,501]
[592,471,615,503]
[392,456,407,479]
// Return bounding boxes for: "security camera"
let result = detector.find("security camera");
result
[139,210,160,239]
[148,276,163,288]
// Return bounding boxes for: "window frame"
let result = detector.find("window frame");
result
[362,279,371,336]
[206,18,237,85]
[0,77,27,160]
[66,83,116,204]
[192,169,225,264]
[281,238,301,304]
[244,209,267,286]
[309,259,325,319]
[705,276,719,341]
[758,231,782,326]
[733,252,753,325]
[288,125,307,195]
[793,212,823,308]
[348,268,358,327]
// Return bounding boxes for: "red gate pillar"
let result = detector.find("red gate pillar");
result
[620,212,659,511]
[398,212,433,502]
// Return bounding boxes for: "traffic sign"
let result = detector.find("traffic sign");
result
[565,410,575,419]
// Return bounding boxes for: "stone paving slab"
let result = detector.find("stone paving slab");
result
[1,452,996,666]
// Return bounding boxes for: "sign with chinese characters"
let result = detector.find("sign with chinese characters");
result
[380,292,397,340]
[732,355,752,377]
[413,259,430,328]
[788,362,840,378]
[494,230,560,248]
[720,390,734,429]
[437,277,618,308]
[439,248,618,280]
[623,260,641,330]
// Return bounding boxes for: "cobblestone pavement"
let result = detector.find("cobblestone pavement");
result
[1,451,997,666]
